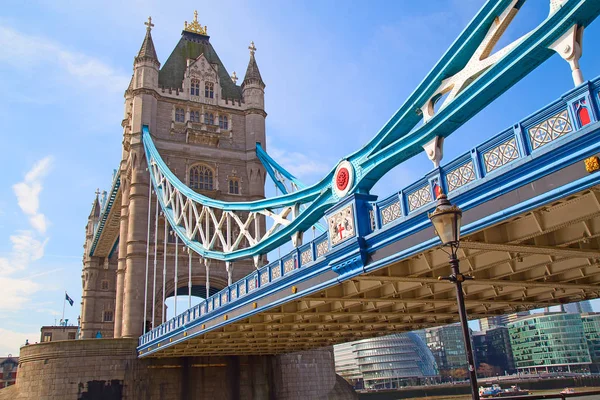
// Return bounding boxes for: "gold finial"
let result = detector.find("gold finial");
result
[249,41,257,56]
[231,71,238,84]
[184,10,208,35]
[145,16,154,32]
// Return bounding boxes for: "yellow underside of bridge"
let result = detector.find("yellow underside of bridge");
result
[149,187,600,357]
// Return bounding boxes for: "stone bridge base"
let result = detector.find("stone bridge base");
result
[0,339,357,400]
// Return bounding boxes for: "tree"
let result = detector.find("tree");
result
[477,363,494,378]
[451,368,468,380]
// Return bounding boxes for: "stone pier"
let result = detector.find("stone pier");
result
[0,339,357,400]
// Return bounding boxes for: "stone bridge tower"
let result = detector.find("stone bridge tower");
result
[81,13,267,339]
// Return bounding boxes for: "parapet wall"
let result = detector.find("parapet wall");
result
[0,339,356,400]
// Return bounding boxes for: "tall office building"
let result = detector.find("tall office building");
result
[479,311,529,331]
[563,300,594,314]
[508,313,591,374]
[425,324,468,373]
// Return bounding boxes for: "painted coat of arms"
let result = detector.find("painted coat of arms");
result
[328,205,356,246]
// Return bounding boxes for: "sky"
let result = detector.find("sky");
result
[1,0,600,355]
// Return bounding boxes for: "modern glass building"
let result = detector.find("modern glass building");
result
[333,341,363,387]
[334,333,440,390]
[508,313,591,373]
[581,313,600,373]
[425,324,468,373]
[563,300,594,314]
[479,312,529,331]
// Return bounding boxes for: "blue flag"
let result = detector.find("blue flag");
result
[65,293,74,306]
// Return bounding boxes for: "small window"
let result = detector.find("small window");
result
[103,311,114,322]
[205,82,214,98]
[68,332,76,340]
[101,280,109,290]
[229,179,239,194]
[43,332,52,342]
[189,165,214,191]
[175,108,185,123]
[204,113,214,125]
[190,111,200,123]
[191,79,200,96]
[219,115,228,130]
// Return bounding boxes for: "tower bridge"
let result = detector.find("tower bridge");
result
[5,1,600,399]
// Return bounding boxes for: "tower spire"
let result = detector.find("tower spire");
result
[242,41,265,88]
[135,16,159,65]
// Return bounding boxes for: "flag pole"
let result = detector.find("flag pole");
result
[62,290,66,325]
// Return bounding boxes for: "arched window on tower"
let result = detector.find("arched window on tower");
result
[219,115,229,130]
[175,108,185,123]
[228,179,240,195]
[190,110,200,123]
[191,79,200,96]
[205,82,214,98]
[204,112,214,125]
[189,164,214,191]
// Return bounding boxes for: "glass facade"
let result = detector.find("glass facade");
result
[508,313,591,373]
[333,342,362,386]
[425,324,468,373]
[334,333,439,390]
[582,313,600,373]
[563,300,593,314]
[473,327,515,374]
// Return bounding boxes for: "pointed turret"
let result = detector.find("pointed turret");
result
[135,17,159,66]
[242,41,265,89]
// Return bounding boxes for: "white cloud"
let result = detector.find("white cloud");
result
[0,231,49,275]
[0,328,39,356]
[13,156,53,234]
[268,146,332,184]
[0,26,129,93]
[0,276,41,312]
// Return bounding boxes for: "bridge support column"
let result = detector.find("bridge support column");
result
[122,166,151,338]
[114,180,129,338]
[550,25,585,86]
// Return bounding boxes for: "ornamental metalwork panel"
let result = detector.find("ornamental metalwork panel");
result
[446,161,476,192]
[239,283,246,296]
[380,201,402,225]
[208,301,213,312]
[220,292,228,305]
[528,109,573,150]
[407,185,432,212]
[316,240,329,257]
[301,249,312,266]
[483,137,519,173]
[328,204,356,246]
[248,277,256,292]
[230,289,237,301]
[271,264,281,280]
[261,271,269,285]
[284,258,295,273]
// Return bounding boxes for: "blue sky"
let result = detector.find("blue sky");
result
[1,0,600,355]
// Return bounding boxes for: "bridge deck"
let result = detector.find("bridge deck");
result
[139,79,600,358]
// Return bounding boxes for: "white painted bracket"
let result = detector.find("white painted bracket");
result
[253,255,260,269]
[549,24,584,86]
[423,136,444,168]
[291,204,303,247]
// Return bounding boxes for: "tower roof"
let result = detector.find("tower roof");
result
[89,190,101,219]
[242,41,265,88]
[158,12,242,100]
[135,17,159,65]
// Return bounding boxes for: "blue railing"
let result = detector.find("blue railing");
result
[139,76,600,349]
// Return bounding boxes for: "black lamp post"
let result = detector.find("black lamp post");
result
[429,194,479,400]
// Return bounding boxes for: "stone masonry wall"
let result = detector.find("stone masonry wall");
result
[0,339,356,400]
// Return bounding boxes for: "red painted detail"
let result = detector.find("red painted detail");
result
[579,107,591,126]
[337,224,345,239]
[433,182,443,199]
[336,167,350,191]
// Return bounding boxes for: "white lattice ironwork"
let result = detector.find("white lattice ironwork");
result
[301,249,312,266]
[483,138,520,173]
[150,160,301,258]
[380,201,402,225]
[407,185,432,212]
[529,109,573,150]
[446,161,476,192]
[284,258,295,273]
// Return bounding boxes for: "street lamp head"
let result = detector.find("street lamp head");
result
[428,194,462,246]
